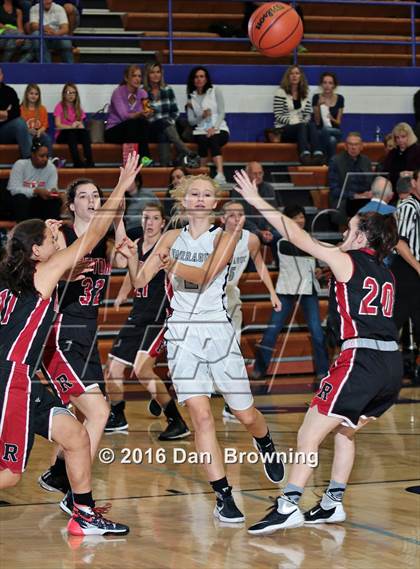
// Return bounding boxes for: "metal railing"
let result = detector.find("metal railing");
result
[3,0,419,65]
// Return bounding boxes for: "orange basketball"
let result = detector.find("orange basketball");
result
[248,2,303,58]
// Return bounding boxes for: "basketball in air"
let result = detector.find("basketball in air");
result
[248,2,303,57]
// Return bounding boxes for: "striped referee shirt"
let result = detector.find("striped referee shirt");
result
[396,194,420,261]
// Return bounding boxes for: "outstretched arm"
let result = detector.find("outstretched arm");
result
[35,153,142,298]
[233,170,353,283]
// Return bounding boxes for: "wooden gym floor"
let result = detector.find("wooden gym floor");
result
[1,387,419,569]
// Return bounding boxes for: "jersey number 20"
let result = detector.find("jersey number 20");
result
[358,277,394,318]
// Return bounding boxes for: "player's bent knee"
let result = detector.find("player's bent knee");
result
[191,409,214,432]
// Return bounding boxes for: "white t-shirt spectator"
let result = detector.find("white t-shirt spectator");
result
[29,2,69,32]
[8,159,58,198]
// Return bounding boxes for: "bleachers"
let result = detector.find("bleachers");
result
[112,0,419,66]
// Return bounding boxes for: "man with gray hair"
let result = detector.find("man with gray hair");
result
[358,176,396,215]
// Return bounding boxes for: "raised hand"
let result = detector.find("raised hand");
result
[61,259,94,282]
[116,152,142,195]
[233,170,260,204]
[45,219,63,241]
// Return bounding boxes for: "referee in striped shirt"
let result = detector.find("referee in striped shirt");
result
[393,168,420,351]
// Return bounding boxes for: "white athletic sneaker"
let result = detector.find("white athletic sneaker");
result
[248,497,304,535]
[214,173,227,185]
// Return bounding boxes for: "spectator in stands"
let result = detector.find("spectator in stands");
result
[105,64,150,159]
[414,88,420,140]
[231,161,280,247]
[376,132,395,173]
[312,72,344,161]
[252,204,329,383]
[186,66,229,185]
[328,131,372,221]
[358,176,396,215]
[273,65,324,165]
[7,138,61,221]
[17,0,30,32]
[163,166,187,220]
[383,122,420,192]
[0,67,31,158]
[143,62,199,168]
[29,0,73,63]
[0,0,31,61]
[54,82,94,167]
[20,83,52,155]
[52,0,81,33]
[124,171,160,240]
[392,169,420,366]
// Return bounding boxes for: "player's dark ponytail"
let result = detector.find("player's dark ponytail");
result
[0,219,45,295]
[357,212,398,263]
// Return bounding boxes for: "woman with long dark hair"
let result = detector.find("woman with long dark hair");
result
[0,152,140,535]
[233,169,402,535]
[186,66,230,184]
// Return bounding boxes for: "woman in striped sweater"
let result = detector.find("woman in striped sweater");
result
[273,65,324,165]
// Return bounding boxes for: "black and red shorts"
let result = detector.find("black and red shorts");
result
[109,321,165,367]
[42,314,105,405]
[0,361,66,474]
[310,347,403,428]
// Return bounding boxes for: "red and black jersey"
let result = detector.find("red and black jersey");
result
[328,249,398,343]
[0,286,56,371]
[57,225,112,322]
[129,240,169,324]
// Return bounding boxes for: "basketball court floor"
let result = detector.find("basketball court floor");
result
[1,387,419,569]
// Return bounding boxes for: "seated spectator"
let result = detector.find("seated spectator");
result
[376,132,395,173]
[53,0,81,33]
[395,175,412,205]
[29,0,73,63]
[163,166,187,220]
[358,176,396,215]
[105,64,150,159]
[54,82,94,167]
[124,171,160,240]
[328,131,373,221]
[0,0,31,61]
[252,204,329,382]
[383,122,420,193]
[17,0,30,32]
[231,161,281,246]
[144,62,199,168]
[186,66,229,184]
[7,138,62,221]
[0,66,31,158]
[20,82,52,155]
[273,65,324,165]
[312,71,344,161]
[414,88,420,140]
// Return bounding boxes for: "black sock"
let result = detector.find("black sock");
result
[51,456,67,476]
[255,430,273,449]
[163,399,182,421]
[73,491,95,509]
[210,477,231,497]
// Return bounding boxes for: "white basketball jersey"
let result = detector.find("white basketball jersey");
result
[169,225,229,314]
[226,229,250,288]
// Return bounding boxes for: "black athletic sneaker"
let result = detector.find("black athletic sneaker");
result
[67,504,129,536]
[104,402,128,432]
[38,468,70,494]
[60,491,74,516]
[148,398,162,417]
[214,492,245,523]
[304,501,346,524]
[248,497,304,535]
[158,417,191,441]
[253,439,284,484]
